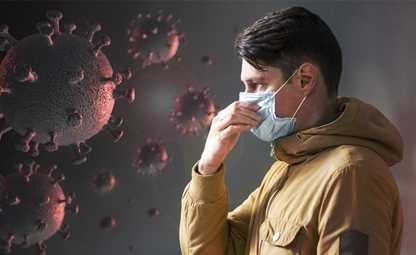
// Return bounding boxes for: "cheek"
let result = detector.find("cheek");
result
[275,91,295,117]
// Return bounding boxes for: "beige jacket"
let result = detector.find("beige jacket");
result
[179,97,404,255]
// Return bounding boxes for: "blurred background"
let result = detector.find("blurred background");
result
[0,1,414,254]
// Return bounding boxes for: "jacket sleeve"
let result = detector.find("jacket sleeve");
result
[316,164,403,255]
[179,160,259,255]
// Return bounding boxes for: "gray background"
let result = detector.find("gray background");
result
[0,1,415,254]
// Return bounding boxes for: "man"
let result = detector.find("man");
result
[179,6,404,255]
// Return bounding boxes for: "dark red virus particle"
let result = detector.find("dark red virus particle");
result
[99,216,117,231]
[170,86,217,135]
[132,138,169,176]
[0,10,135,165]
[0,160,79,254]
[126,10,186,69]
[91,170,117,194]
[147,207,160,217]
[200,55,214,66]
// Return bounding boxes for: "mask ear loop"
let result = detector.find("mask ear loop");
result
[261,68,300,109]
[271,68,299,99]
[291,95,307,119]
[269,68,300,118]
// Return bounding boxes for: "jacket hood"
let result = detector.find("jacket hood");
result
[271,97,404,166]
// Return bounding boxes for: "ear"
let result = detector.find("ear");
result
[297,62,319,96]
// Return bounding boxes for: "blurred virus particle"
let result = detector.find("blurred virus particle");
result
[0,10,136,165]
[126,10,186,69]
[200,56,214,66]
[170,86,217,135]
[91,170,117,194]
[0,160,79,254]
[128,244,136,252]
[99,216,117,231]
[132,138,169,176]
[147,207,160,217]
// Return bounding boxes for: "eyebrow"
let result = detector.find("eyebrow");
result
[241,77,266,84]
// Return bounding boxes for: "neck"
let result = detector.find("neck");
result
[315,97,339,127]
[295,95,340,132]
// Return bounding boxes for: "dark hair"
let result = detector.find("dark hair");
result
[234,6,342,96]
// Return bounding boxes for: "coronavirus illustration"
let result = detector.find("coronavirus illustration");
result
[128,244,136,252]
[132,138,169,176]
[0,10,135,165]
[200,55,214,66]
[0,160,79,254]
[170,86,217,135]
[99,215,117,231]
[147,207,160,217]
[126,10,186,69]
[91,170,117,194]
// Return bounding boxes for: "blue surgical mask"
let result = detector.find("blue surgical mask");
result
[239,69,307,142]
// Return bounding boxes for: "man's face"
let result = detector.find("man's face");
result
[240,59,305,119]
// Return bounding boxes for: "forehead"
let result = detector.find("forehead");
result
[240,59,281,82]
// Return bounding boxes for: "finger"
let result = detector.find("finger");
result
[215,103,235,119]
[217,113,259,131]
[236,107,262,122]
[216,101,260,121]
[238,101,260,111]
[221,124,252,137]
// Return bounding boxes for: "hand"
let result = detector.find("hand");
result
[198,101,261,175]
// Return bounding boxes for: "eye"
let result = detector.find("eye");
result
[253,83,268,90]
[242,81,268,92]
[247,82,264,87]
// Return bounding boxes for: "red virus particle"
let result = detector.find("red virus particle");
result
[0,10,135,165]
[99,216,117,231]
[201,55,214,66]
[170,86,217,135]
[147,207,160,217]
[126,10,186,69]
[91,170,117,194]
[0,160,79,254]
[132,138,169,176]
